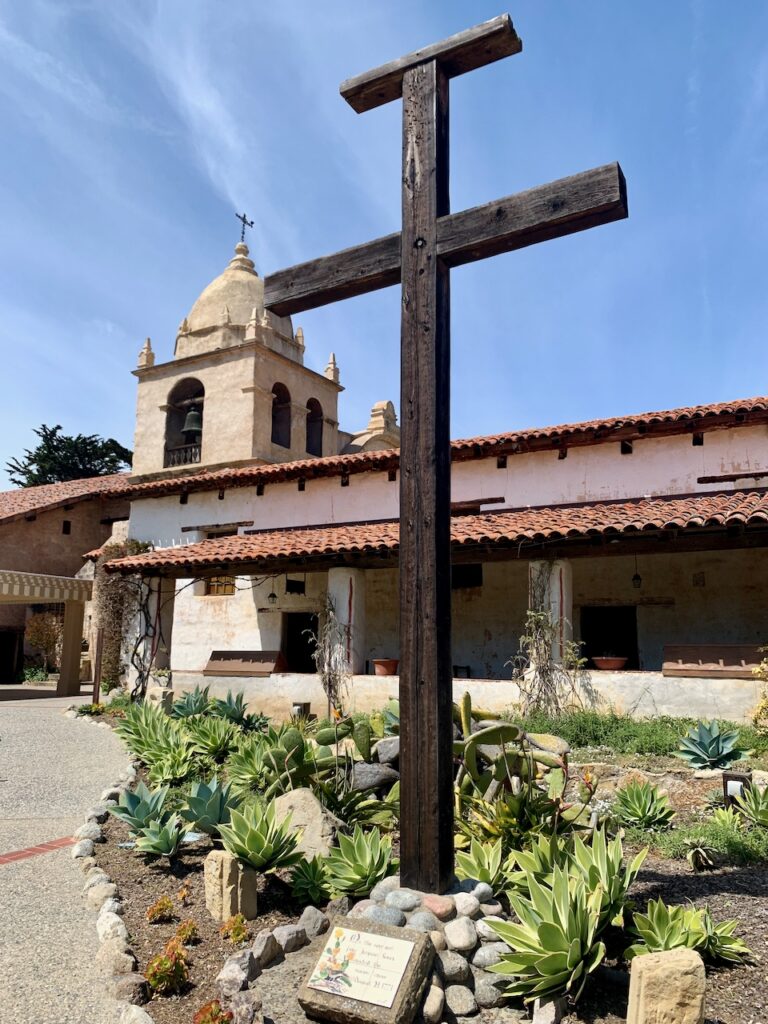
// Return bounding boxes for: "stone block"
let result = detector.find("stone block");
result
[444,916,477,953]
[626,949,705,1024]
[204,849,259,923]
[445,984,478,1017]
[85,882,118,909]
[229,988,264,1024]
[273,788,341,858]
[96,911,128,943]
[146,685,173,713]
[272,923,308,953]
[217,951,259,1000]
[421,984,444,1024]
[352,762,400,793]
[533,995,567,1024]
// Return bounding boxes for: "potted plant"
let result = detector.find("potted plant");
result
[592,653,628,671]
[372,658,399,676]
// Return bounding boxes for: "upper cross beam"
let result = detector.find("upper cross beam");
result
[263,163,627,316]
[340,13,522,113]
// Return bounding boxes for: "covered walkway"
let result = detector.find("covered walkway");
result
[0,569,92,695]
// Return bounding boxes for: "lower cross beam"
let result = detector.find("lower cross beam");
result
[263,163,626,317]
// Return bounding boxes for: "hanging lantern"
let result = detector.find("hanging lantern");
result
[181,406,203,440]
[632,554,642,589]
[267,590,278,606]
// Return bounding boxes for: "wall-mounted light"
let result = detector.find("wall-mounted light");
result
[722,770,752,809]
[632,554,642,590]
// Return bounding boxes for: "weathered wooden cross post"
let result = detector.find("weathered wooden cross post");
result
[263,14,627,893]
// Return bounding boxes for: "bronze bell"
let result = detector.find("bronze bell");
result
[181,405,203,439]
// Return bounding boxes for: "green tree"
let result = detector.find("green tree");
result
[6,424,132,487]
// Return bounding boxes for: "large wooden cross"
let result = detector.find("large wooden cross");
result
[263,14,627,893]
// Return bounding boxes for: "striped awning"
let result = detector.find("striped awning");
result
[0,570,92,604]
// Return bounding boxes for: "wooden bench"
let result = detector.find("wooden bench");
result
[203,650,287,677]
[662,644,762,679]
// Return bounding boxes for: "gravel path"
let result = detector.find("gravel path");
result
[0,702,128,1021]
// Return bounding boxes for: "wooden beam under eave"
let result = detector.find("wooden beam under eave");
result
[264,163,626,315]
[340,14,522,113]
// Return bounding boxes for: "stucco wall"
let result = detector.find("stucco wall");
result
[132,340,341,476]
[0,499,122,629]
[127,424,768,549]
[173,669,762,723]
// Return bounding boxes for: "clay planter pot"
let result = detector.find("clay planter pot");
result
[373,658,399,676]
[592,656,628,671]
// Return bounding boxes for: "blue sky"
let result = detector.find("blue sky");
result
[1,1,767,487]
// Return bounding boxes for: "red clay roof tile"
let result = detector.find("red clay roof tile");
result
[106,394,768,500]
[105,489,768,575]
[0,474,128,526]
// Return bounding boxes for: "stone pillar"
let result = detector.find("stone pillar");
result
[528,560,573,663]
[327,568,367,674]
[57,600,85,696]
[626,948,705,1024]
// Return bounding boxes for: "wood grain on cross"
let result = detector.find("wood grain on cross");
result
[263,14,628,893]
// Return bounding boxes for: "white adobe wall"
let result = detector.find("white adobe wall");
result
[127,424,768,549]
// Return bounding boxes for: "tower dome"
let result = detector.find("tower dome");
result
[175,242,293,358]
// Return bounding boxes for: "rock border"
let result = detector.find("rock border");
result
[64,706,155,1024]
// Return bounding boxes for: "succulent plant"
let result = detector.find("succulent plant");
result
[147,744,197,786]
[488,866,606,1003]
[146,895,176,923]
[614,780,675,830]
[114,700,183,762]
[505,833,570,893]
[193,1000,233,1024]
[567,829,647,931]
[455,836,509,894]
[179,777,241,835]
[291,855,331,904]
[184,716,239,762]
[210,690,268,732]
[170,685,211,719]
[217,801,303,872]
[226,736,271,795]
[108,780,170,833]
[685,839,717,872]
[326,825,396,897]
[736,783,768,826]
[625,898,751,964]
[675,720,751,770]
[711,805,744,829]
[145,938,190,995]
[175,919,199,945]
[135,813,185,859]
[220,913,251,944]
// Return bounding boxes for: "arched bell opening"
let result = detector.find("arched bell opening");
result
[306,398,323,456]
[271,383,292,448]
[164,378,205,467]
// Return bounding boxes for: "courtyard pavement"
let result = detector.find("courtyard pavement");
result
[0,692,127,1020]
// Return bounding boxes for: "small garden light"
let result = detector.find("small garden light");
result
[722,769,752,809]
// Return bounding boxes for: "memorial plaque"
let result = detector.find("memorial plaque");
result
[298,917,434,1024]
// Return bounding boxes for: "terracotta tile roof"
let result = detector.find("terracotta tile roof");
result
[107,394,768,501]
[0,474,129,526]
[105,489,768,575]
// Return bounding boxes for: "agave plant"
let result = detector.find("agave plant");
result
[210,690,268,733]
[684,839,717,872]
[711,805,744,830]
[217,801,303,872]
[326,825,396,897]
[488,867,606,1003]
[626,898,751,964]
[675,721,751,770]
[108,781,170,833]
[567,829,647,931]
[170,685,212,719]
[227,736,271,795]
[179,778,241,835]
[291,855,331,904]
[614,780,675,830]
[184,717,239,762]
[736,783,768,826]
[505,833,569,893]
[147,743,197,786]
[455,837,510,894]
[114,701,182,763]
[136,813,185,858]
